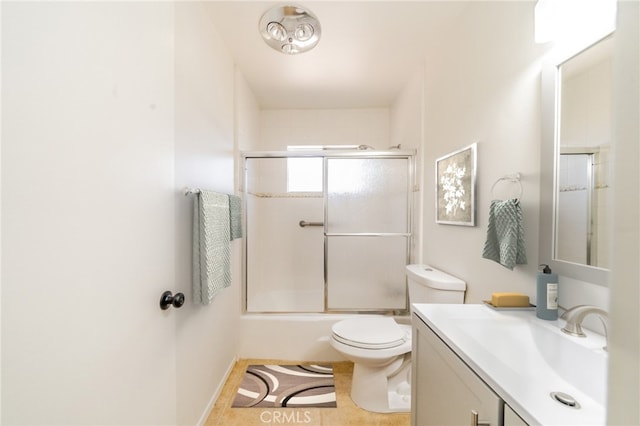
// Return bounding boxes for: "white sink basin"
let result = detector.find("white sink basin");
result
[456,315,607,404]
[413,303,608,425]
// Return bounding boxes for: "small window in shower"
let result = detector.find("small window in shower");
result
[286,146,324,193]
[287,157,323,192]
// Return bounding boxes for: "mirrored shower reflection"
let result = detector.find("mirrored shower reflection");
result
[556,151,610,268]
[243,152,413,313]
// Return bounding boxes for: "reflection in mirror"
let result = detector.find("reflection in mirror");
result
[555,36,613,269]
[539,33,613,287]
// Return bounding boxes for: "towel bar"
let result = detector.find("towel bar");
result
[299,220,324,227]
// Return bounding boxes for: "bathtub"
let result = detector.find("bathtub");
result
[238,313,411,362]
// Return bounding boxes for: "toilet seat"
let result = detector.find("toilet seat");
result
[331,317,407,350]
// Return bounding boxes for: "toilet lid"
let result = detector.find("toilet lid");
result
[331,317,407,349]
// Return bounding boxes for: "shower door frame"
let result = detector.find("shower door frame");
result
[241,149,416,314]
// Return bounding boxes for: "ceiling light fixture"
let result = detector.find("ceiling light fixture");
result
[259,4,321,55]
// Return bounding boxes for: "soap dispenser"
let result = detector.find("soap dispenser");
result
[536,264,558,320]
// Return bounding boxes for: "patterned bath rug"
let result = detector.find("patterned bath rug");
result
[231,364,337,408]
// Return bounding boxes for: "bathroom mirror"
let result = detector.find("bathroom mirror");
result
[539,34,613,286]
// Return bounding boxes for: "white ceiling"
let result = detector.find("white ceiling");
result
[204,2,467,109]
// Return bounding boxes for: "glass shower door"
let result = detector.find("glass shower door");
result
[245,157,325,312]
[325,157,411,311]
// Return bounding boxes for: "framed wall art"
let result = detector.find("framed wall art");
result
[435,143,477,226]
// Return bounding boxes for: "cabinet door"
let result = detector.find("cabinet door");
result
[505,404,529,426]
[412,316,502,426]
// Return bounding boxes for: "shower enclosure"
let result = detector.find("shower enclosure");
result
[242,150,414,313]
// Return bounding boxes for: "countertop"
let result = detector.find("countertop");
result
[412,303,607,426]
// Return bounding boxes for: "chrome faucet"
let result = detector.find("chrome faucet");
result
[561,305,609,350]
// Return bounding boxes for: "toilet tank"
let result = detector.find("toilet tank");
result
[405,264,466,304]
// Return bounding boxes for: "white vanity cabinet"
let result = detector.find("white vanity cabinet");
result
[412,313,503,426]
[412,304,606,425]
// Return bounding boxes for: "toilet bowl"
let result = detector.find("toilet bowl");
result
[330,316,412,412]
[329,265,466,413]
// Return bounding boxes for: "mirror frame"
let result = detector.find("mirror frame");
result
[539,36,613,287]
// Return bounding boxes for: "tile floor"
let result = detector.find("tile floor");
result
[204,359,411,426]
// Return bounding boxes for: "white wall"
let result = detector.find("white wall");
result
[391,67,425,263]
[2,3,177,424]
[421,2,544,303]
[173,4,243,425]
[260,108,389,150]
[235,70,261,154]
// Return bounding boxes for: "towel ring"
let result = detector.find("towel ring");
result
[491,173,523,201]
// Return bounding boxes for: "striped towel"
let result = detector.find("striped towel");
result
[482,199,527,270]
[193,191,232,304]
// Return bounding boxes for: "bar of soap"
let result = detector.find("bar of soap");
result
[491,292,530,307]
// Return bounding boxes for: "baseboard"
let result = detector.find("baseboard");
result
[197,355,238,426]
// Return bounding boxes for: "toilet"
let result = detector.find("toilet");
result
[329,264,466,413]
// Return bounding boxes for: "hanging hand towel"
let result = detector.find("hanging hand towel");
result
[229,194,243,241]
[482,199,527,270]
[193,190,232,304]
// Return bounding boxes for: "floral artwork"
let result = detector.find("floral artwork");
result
[436,143,476,226]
